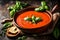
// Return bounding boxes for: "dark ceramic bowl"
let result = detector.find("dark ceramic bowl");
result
[13,6,52,34]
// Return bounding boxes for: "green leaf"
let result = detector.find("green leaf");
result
[2,22,12,30]
[7,6,13,11]
[10,9,16,18]
[35,1,50,12]
[18,36,27,40]
[18,37,22,40]
[24,16,31,21]
[53,27,60,39]
[41,1,47,6]
[32,15,36,23]
[35,8,40,12]
[44,6,49,10]
[8,1,28,18]
[16,1,21,5]
[32,20,36,23]
[22,3,28,7]
[39,6,45,11]
[35,17,42,22]
[22,36,27,40]
[32,15,36,20]
[1,22,12,36]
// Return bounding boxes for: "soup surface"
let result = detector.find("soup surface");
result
[16,11,51,29]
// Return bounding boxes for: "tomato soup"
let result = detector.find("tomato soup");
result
[16,11,51,29]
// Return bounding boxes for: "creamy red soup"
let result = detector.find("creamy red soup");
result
[16,11,51,29]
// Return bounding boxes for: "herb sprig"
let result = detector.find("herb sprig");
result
[1,22,12,36]
[24,15,42,23]
[8,1,28,18]
[35,1,49,11]
[17,36,27,40]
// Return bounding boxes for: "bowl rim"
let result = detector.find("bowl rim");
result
[13,6,53,30]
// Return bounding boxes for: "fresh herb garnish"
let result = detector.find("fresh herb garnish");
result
[24,15,42,23]
[35,17,42,22]
[32,15,36,23]
[2,22,12,30]
[53,27,60,39]
[24,16,31,21]
[41,1,47,6]
[8,1,28,18]
[35,1,49,11]
[18,36,27,40]
[1,22,12,36]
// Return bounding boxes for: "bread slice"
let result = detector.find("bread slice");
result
[8,27,18,34]
[6,26,21,37]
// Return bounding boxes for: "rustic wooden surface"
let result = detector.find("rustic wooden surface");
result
[0,0,60,40]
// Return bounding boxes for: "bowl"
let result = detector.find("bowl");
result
[13,6,52,34]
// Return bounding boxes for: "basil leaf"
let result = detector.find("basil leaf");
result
[1,29,7,36]
[45,6,49,10]
[32,15,36,20]
[8,1,28,18]
[10,9,16,18]
[18,36,27,40]
[22,36,27,40]
[18,37,22,40]
[2,22,12,30]
[24,16,31,21]
[7,6,13,11]
[32,15,36,23]
[35,17,42,22]
[39,6,45,11]
[22,3,28,7]
[53,27,60,39]
[32,20,36,23]
[35,8,40,12]
[41,1,47,6]
[1,22,12,36]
